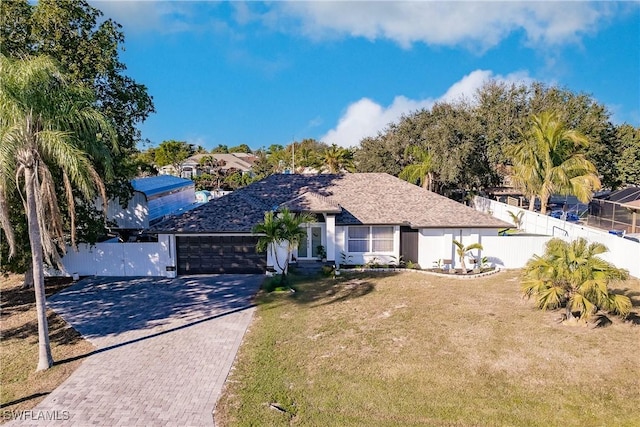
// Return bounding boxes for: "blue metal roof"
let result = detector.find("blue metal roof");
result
[131,175,194,198]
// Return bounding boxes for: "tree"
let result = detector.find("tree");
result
[615,124,640,186]
[252,208,315,285]
[452,240,483,274]
[522,238,631,322]
[0,0,154,274]
[399,145,435,191]
[211,144,229,154]
[154,140,194,176]
[0,54,116,370]
[507,210,525,230]
[510,112,601,214]
[229,144,252,154]
[322,144,355,173]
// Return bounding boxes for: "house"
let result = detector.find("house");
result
[159,153,257,179]
[101,175,196,233]
[148,173,511,275]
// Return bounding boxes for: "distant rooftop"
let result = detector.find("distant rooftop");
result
[131,175,194,198]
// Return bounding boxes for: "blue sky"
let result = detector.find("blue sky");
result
[93,1,640,151]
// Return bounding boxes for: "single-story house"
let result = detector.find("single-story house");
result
[148,173,511,275]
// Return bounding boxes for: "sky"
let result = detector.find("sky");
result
[92,1,640,151]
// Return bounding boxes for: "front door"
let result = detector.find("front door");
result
[297,225,324,259]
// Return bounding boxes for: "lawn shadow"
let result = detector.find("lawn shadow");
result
[2,312,85,346]
[288,272,392,307]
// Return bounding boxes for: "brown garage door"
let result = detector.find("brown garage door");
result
[176,235,266,274]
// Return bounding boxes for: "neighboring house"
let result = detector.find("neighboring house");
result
[159,153,257,179]
[148,173,510,275]
[102,175,196,232]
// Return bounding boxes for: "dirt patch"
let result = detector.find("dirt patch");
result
[0,274,94,422]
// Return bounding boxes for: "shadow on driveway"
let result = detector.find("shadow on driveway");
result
[47,274,263,347]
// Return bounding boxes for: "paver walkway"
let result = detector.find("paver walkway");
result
[6,275,262,426]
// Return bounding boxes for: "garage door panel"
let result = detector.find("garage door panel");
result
[177,236,265,274]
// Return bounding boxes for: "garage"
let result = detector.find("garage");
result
[176,235,266,274]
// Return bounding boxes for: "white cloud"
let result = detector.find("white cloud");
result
[91,0,221,34]
[321,69,532,148]
[271,1,614,49]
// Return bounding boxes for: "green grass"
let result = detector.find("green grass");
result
[215,270,640,427]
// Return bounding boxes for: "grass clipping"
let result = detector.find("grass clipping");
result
[216,270,640,427]
[0,275,94,420]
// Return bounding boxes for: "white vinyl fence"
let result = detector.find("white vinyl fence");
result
[474,196,640,277]
[54,238,173,278]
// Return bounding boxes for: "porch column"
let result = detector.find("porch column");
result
[326,214,336,262]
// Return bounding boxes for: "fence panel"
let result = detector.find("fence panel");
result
[473,196,640,277]
[59,241,169,277]
[481,235,556,269]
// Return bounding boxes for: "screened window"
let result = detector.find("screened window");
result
[348,226,370,252]
[347,226,395,253]
[372,226,394,251]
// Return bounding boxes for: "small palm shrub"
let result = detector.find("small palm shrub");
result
[522,238,631,322]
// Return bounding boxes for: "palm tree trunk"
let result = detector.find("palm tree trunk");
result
[528,196,536,211]
[24,167,53,371]
[21,262,34,289]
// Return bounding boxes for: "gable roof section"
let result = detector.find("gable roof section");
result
[279,191,342,214]
[149,173,510,233]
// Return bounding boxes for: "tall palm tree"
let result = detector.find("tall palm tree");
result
[322,144,355,174]
[452,239,483,274]
[510,112,601,214]
[0,54,116,370]
[399,145,435,191]
[253,208,315,285]
[522,238,631,322]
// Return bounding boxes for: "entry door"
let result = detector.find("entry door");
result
[298,225,323,259]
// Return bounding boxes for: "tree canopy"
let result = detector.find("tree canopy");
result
[1,54,117,370]
[354,80,637,195]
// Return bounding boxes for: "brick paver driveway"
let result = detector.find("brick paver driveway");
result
[8,275,262,427]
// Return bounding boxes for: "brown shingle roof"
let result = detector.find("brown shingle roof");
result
[149,173,510,233]
[279,191,342,214]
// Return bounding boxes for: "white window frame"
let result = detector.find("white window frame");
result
[347,226,395,253]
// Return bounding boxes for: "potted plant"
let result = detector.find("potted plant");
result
[316,245,327,262]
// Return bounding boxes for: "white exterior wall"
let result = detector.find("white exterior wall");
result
[326,215,336,262]
[56,234,174,277]
[473,196,640,277]
[267,241,290,273]
[418,228,499,269]
[103,192,149,229]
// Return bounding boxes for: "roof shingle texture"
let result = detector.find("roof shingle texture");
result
[149,173,510,233]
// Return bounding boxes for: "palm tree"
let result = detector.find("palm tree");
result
[253,208,315,285]
[522,238,631,322]
[507,210,525,230]
[322,144,355,174]
[510,112,601,214]
[0,54,116,370]
[452,239,483,274]
[399,145,435,191]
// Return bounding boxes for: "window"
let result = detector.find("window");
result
[372,226,394,251]
[347,226,395,253]
[348,226,369,252]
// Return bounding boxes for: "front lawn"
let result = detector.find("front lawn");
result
[215,270,640,426]
[0,275,94,421]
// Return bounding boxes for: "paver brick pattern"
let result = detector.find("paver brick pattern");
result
[6,275,262,427]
